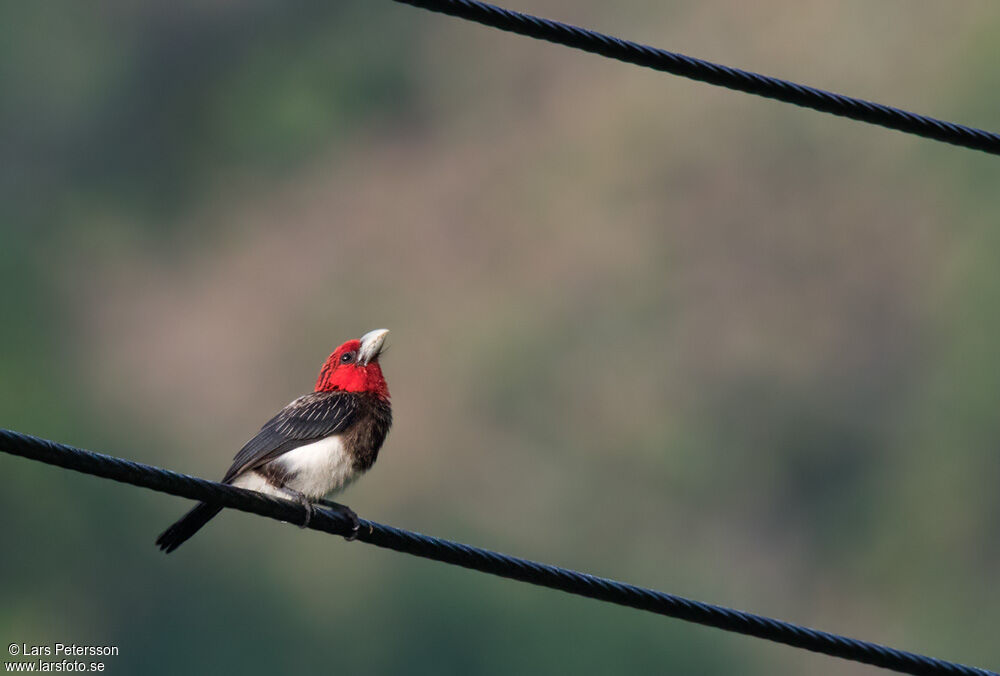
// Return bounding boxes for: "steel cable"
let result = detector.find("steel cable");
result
[1,429,995,676]
[390,0,1000,156]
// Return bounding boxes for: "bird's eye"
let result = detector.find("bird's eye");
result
[340,351,356,364]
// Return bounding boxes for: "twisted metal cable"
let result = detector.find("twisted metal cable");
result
[2,429,996,676]
[390,0,1000,156]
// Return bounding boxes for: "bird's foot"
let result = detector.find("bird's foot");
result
[315,499,360,541]
[275,488,316,528]
[297,496,314,529]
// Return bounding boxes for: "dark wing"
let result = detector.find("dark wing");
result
[222,391,360,483]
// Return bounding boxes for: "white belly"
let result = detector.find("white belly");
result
[231,435,359,500]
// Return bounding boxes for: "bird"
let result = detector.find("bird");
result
[156,328,392,553]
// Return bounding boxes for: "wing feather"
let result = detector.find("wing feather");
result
[222,391,360,483]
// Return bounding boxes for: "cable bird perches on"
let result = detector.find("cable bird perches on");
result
[1,430,995,676]
[389,0,1000,156]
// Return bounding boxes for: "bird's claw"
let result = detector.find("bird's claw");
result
[344,512,361,542]
[316,499,360,541]
[299,500,314,529]
[334,504,360,542]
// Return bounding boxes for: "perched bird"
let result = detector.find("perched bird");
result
[156,328,392,553]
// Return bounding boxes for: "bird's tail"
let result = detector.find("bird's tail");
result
[156,502,223,553]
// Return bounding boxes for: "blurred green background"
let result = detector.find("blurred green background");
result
[2,1,999,674]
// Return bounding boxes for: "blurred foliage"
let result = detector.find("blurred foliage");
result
[2,1,999,674]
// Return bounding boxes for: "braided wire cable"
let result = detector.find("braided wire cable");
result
[2,428,995,676]
[390,0,1000,156]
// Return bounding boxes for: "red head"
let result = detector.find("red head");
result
[314,329,390,399]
